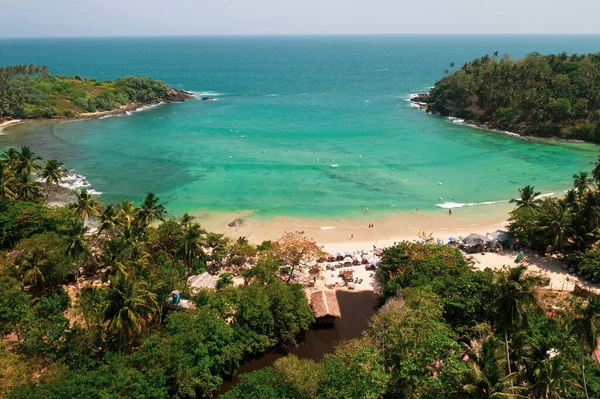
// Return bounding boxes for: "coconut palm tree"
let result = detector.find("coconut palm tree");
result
[527,354,580,399]
[15,146,41,176]
[510,185,542,209]
[40,159,67,199]
[179,212,195,230]
[573,171,591,199]
[535,198,572,251]
[101,272,157,346]
[2,147,20,168]
[570,294,600,399]
[458,335,508,397]
[69,188,101,221]
[117,200,137,228]
[180,223,206,271]
[492,266,545,381]
[136,192,166,228]
[0,161,16,199]
[98,204,120,233]
[65,220,90,261]
[14,174,41,201]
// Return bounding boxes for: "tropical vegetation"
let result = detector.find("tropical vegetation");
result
[3,147,600,398]
[0,64,191,120]
[422,52,600,141]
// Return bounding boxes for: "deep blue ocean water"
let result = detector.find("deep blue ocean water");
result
[1,35,599,218]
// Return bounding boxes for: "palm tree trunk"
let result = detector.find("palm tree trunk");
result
[504,331,513,388]
[581,349,590,399]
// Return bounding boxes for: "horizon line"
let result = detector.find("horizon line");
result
[2,32,600,40]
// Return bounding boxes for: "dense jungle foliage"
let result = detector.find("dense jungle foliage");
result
[426,52,600,141]
[0,64,173,119]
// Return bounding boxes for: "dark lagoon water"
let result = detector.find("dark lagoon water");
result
[218,290,378,395]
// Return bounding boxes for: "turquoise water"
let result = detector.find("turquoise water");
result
[1,35,599,218]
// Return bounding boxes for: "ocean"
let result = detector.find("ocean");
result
[1,35,599,219]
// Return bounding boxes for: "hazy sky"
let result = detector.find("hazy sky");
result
[2,0,600,38]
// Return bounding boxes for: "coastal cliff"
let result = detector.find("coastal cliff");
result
[0,64,195,122]
[411,52,600,142]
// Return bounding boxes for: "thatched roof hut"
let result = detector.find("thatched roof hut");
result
[310,290,341,325]
[188,272,219,291]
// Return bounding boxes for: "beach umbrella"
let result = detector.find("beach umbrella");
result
[448,237,457,242]
[463,233,488,246]
[344,251,353,256]
[353,256,361,261]
[362,254,370,260]
[369,259,378,265]
[344,256,353,263]
[336,252,342,257]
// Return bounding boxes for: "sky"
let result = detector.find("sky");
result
[1,0,600,38]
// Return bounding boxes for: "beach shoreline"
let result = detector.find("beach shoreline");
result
[191,201,515,246]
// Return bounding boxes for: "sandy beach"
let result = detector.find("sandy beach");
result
[0,119,24,132]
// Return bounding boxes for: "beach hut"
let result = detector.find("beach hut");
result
[310,290,342,325]
[187,272,220,292]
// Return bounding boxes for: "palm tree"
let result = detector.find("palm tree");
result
[0,161,16,199]
[570,294,600,399]
[136,192,166,228]
[535,198,572,251]
[492,266,545,381]
[179,212,195,229]
[117,200,137,228]
[98,204,120,233]
[573,171,591,199]
[527,354,580,399]
[65,220,90,261]
[101,272,157,346]
[2,147,20,168]
[459,335,508,397]
[15,146,41,176]
[40,159,67,199]
[510,185,542,209]
[180,223,206,271]
[14,174,41,201]
[69,188,101,221]
[65,220,90,288]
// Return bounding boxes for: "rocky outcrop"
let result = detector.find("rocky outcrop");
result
[165,88,195,102]
[228,219,243,228]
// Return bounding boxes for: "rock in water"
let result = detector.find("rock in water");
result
[228,219,243,227]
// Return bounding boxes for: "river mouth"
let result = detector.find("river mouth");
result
[217,290,378,395]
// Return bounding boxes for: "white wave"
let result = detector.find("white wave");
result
[435,200,509,209]
[330,164,339,167]
[535,192,555,199]
[128,102,165,114]
[406,93,420,101]
[448,117,466,124]
[375,68,389,72]
[36,169,102,196]
[265,93,279,97]
[190,91,225,98]
[410,102,422,108]
[320,226,335,230]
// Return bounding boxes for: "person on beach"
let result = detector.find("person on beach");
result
[448,209,452,215]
